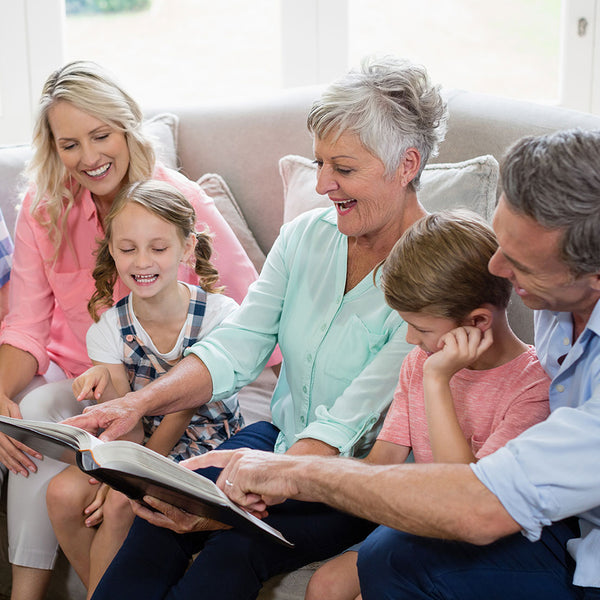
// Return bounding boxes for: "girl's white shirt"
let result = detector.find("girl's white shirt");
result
[86,282,239,364]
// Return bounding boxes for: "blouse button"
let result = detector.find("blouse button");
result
[563,337,570,346]
[556,384,565,393]
[126,334,134,342]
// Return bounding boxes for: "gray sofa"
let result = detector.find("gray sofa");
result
[1,84,600,599]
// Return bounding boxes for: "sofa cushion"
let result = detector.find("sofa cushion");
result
[0,144,32,235]
[279,154,500,224]
[144,112,180,171]
[197,173,267,272]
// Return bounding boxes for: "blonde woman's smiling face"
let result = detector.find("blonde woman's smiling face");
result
[48,100,130,206]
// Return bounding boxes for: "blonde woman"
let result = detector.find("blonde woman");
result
[0,61,258,600]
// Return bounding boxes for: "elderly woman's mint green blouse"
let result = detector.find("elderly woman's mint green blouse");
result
[187,207,412,457]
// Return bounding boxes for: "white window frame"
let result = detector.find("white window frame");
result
[560,0,599,113]
[0,0,64,145]
[281,0,347,87]
[1,0,598,145]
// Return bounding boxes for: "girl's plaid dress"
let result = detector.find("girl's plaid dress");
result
[115,284,244,462]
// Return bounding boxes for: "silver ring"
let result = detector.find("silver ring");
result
[225,479,234,487]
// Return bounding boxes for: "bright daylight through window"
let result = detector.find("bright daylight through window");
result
[64,0,561,108]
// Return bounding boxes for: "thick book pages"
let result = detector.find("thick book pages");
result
[0,415,293,548]
[0,417,102,464]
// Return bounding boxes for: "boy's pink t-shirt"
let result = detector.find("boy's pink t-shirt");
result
[379,345,550,462]
[0,164,259,378]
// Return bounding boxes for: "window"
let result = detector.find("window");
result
[347,0,562,104]
[0,0,598,145]
[0,0,63,146]
[64,0,283,107]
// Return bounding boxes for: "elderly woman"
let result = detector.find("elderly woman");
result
[70,56,448,600]
[0,61,259,600]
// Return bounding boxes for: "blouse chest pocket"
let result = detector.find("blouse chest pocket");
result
[323,314,388,384]
[47,269,96,323]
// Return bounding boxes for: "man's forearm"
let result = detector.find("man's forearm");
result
[288,458,520,545]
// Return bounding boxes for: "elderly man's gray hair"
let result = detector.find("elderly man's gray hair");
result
[501,128,600,276]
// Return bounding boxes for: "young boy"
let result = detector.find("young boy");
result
[305,209,551,600]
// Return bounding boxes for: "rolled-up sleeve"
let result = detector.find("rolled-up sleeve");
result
[472,400,600,540]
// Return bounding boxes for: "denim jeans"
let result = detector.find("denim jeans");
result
[357,518,594,600]
[92,421,375,600]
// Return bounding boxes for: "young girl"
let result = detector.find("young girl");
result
[46,179,243,599]
[305,210,551,600]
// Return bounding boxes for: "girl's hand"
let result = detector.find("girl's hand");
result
[83,481,110,527]
[72,366,112,402]
[423,326,493,381]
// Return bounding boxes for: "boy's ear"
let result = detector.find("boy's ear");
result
[466,307,493,332]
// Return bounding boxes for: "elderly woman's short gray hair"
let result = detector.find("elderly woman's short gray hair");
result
[307,56,448,187]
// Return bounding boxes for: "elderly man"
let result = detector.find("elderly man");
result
[192,128,600,600]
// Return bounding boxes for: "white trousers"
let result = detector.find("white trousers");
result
[0,361,67,490]
[7,368,89,569]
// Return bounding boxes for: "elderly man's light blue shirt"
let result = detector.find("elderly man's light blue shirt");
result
[0,208,13,287]
[473,301,600,587]
[186,208,411,457]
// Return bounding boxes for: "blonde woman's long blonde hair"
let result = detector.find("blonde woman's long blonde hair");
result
[26,61,155,253]
[89,180,223,322]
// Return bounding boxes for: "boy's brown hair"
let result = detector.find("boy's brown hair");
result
[380,209,511,321]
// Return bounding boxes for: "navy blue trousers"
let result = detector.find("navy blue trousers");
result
[357,519,600,599]
[92,421,375,600]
